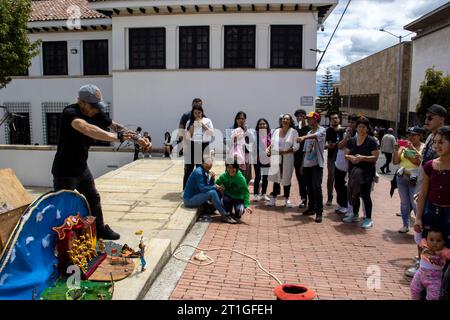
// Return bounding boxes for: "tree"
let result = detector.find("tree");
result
[317,68,336,113]
[0,0,40,89]
[417,66,450,117]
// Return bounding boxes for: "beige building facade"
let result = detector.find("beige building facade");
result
[340,42,412,133]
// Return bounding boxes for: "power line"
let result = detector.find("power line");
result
[315,0,352,71]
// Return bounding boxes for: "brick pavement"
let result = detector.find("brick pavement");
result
[170,170,416,300]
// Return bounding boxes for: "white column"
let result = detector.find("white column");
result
[67,40,81,76]
[211,24,222,69]
[166,25,177,69]
[256,24,269,69]
[112,24,126,70]
[303,23,317,70]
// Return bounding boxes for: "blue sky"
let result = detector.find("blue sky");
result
[315,0,449,95]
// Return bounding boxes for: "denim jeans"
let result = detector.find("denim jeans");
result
[423,201,450,248]
[222,195,245,218]
[396,174,418,227]
[184,189,228,216]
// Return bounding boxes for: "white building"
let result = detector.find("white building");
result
[0,0,337,147]
[404,1,450,126]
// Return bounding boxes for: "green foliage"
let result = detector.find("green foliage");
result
[417,67,450,116]
[318,68,340,113]
[0,0,40,89]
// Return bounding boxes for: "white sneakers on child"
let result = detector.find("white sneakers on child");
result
[285,199,294,208]
[266,196,276,207]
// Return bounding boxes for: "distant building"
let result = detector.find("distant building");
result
[0,0,338,146]
[339,42,412,133]
[404,2,450,127]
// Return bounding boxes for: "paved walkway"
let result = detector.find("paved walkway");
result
[169,165,416,300]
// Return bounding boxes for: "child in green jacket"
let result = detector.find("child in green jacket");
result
[215,163,253,219]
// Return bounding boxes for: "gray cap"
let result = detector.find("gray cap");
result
[78,84,108,110]
[427,104,447,118]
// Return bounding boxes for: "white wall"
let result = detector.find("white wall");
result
[112,12,318,71]
[28,31,113,77]
[0,147,134,187]
[409,26,450,113]
[112,70,316,146]
[111,12,318,145]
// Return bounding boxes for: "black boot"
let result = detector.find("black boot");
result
[98,224,120,240]
[315,213,323,223]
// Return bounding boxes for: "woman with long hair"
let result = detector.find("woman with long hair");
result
[183,104,214,190]
[163,131,172,158]
[393,127,425,233]
[227,111,252,185]
[267,114,299,208]
[343,117,380,229]
[253,118,271,201]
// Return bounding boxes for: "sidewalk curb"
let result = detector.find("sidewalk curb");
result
[113,205,199,300]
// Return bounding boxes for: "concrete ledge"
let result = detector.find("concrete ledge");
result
[112,238,172,300]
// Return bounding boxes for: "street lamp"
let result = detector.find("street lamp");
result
[379,28,415,136]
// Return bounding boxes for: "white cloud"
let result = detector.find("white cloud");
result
[316,0,449,84]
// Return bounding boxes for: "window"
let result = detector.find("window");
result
[129,28,165,69]
[43,41,68,75]
[46,113,62,145]
[179,26,209,69]
[8,113,31,145]
[270,25,303,68]
[224,26,255,68]
[83,40,109,75]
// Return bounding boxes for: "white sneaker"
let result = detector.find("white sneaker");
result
[252,195,261,202]
[285,199,294,208]
[180,191,184,199]
[266,196,276,207]
[398,226,409,233]
[263,194,270,201]
[336,206,347,214]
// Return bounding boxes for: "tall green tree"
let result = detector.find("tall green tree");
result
[417,67,450,117]
[318,68,335,113]
[0,0,40,89]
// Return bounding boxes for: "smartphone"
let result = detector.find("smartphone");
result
[398,140,408,147]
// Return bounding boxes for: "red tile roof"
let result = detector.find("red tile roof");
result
[30,0,106,22]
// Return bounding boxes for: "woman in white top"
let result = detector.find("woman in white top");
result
[183,105,214,189]
[267,114,300,207]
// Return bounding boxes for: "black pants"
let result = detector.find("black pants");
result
[334,167,348,208]
[294,157,308,202]
[134,146,140,161]
[253,163,269,195]
[303,166,323,214]
[352,182,373,219]
[183,142,209,190]
[381,152,393,172]
[440,261,450,300]
[272,183,291,199]
[53,169,104,230]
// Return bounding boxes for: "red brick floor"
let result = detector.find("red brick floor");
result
[170,171,416,300]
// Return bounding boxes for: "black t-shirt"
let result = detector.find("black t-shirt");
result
[294,124,311,157]
[52,104,112,177]
[326,127,345,159]
[346,135,379,176]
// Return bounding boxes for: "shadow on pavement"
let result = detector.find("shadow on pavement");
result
[382,230,415,244]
